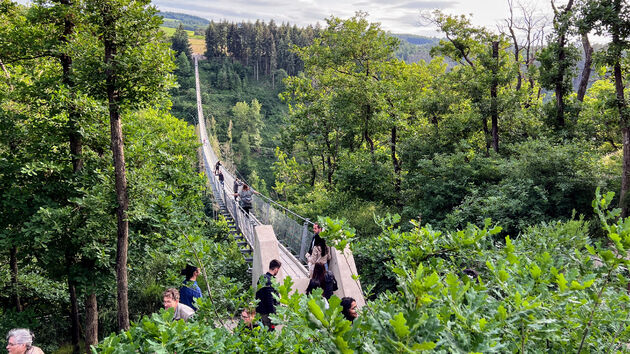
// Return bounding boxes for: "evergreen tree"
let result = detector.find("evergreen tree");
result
[171,23,192,58]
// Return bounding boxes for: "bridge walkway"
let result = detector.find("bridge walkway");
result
[193,55,364,305]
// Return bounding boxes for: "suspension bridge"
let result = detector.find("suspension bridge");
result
[193,55,365,306]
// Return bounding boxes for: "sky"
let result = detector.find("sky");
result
[152,0,561,38]
[16,0,597,42]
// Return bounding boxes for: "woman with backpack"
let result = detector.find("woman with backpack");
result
[234,184,259,215]
[306,263,338,301]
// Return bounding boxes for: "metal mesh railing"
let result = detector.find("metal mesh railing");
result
[253,196,311,259]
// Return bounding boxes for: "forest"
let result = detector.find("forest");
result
[2,0,630,352]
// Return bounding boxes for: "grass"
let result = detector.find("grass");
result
[160,26,206,55]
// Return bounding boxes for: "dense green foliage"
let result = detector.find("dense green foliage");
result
[3,0,630,352]
[204,19,319,77]
[271,11,627,292]
[97,195,630,352]
[0,0,246,351]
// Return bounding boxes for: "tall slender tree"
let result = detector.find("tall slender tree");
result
[539,0,578,127]
[81,0,175,331]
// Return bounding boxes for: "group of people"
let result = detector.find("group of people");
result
[162,264,204,322]
[305,223,336,302]
[158,173,358,328]
[215,160,258,215]
[251,257,358,332]
[304,223,358,322]
[6,224,357,353]
[247,223,359,332]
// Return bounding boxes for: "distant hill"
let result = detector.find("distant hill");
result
[393,34,440,46]
[391,34,441,64]
[159,11,209,32]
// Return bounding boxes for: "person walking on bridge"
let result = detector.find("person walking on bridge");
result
[233,177,242,199]
[306,263,338,302]
[341,297,358,323]
[255,259,281,331]
[306,223,331,275]
[214,160,221,174]
[234,184,259,215]
[217,170,224,186]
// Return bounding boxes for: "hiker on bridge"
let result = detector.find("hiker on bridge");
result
[306,263,338,303]
[163,288,194,322]
[214,160,221,174]
[233,177,242,199]
[234,184,259,215]
[255,259,282,331]
[179,264,202,310]
[217,170,224,186]
[306,223,331,275]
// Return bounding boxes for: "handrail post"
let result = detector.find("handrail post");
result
[299,219,310,262]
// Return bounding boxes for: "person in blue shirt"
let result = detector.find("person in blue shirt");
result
[179,264,202,310]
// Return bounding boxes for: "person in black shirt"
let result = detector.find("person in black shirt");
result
[255,259,282,330]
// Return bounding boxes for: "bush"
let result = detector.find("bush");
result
[97,194,630,352]
[445,139,602,235]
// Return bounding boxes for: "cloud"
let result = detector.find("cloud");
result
[389,0,456,9]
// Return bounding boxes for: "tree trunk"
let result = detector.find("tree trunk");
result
[103,6,130,331]
[615,61,630,217]
[611,0,629,217]
[555,42,566,127]
[59,4,83,350]
[622,126,630,218]
[364,105,375,156]
[324,134,334,185]
[553,0,574,128]
[9,247,22,312]
[482,116,490,156]
[68,279,81,354]
[308,154,316,187]
[0,58,13,91]
[491,41,499,153]
[84,293,98,354]
[576,33,593,103]
[505,4,522,91]
[391,126,401,205]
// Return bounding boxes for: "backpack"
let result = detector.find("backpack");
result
[325,271,338,292]
[240,193,252,208]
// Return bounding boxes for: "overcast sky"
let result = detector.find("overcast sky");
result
[16,0,594,41]
[152,0,561,38]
